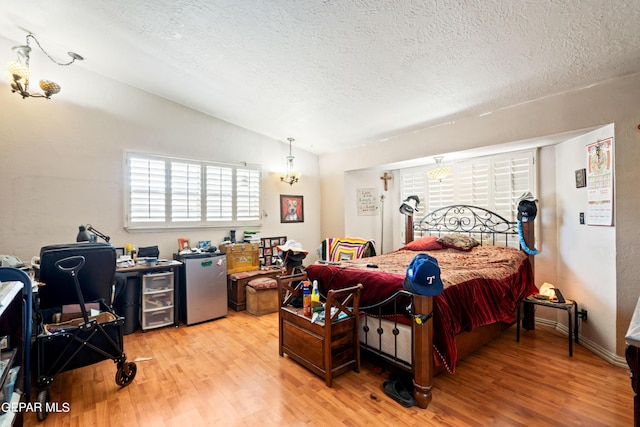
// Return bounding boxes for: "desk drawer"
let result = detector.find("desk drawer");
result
[142,271,173,292]
[142,307,174,330]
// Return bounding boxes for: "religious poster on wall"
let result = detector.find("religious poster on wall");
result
[586,137,614,226]
[357,188,379,216]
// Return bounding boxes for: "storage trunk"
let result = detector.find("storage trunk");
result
[221,243,260,274]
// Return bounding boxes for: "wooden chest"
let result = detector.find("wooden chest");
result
[280,306,359,386]
[227,269,282,311]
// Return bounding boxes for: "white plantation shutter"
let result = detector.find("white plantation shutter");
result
[399,150,535,233]
[206,165,233,221]
[456,160,490,207]
[493,154,533,220]
[427,173,455,210]
[171,161,201,221]
[129,157,166,222]
[401,170,427,213]
[236,168,261,220]
[127,153,261,227]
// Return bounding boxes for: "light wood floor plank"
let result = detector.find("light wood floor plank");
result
[24,310,633,426]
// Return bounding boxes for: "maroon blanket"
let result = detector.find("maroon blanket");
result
[306,247,537,373]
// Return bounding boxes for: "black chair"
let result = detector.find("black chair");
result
[38,242,116,309]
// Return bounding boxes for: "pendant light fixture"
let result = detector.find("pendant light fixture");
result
[427,156,452,181]
[5,33,83,99]
[280,137,301,185]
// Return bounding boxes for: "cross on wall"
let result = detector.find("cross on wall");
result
[380,172,392,191]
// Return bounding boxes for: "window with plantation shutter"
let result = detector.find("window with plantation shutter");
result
[206,165,233,221]
[236,168,261,220]
[171,161,201,222]
[126,153,261,228]
[492,155,532,220]
[400,169,427,214]
[129,157,166,222]
[398,150,535,238]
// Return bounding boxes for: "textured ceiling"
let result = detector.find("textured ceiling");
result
[1,1,639,154]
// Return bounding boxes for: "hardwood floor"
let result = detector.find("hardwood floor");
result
[24,310,633,426]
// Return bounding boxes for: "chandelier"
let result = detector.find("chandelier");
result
[5,33,83,99]
[427,156,452,181]
[280,137,301,185]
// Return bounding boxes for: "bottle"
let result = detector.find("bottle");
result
[303,281,312,316]
[311,280,320,309]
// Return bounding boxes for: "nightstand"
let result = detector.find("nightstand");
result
[516,296,585,357]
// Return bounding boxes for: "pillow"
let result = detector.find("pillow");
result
[399,236,444,251]
[436,234,480,251]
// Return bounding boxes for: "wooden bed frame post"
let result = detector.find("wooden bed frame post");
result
[412,294,433,409]
[521,220,535,270]
[405,214,414,245]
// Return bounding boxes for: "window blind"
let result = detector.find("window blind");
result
[236,168,261,221]
[206,165,233,221]
[126,153,261,228]
[171,161,202,222]
[129,157,166,222]
[400,150,535,221]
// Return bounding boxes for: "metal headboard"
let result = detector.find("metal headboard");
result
[413,205,518,246]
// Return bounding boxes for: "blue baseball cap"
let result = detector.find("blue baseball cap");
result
[403,253,444,296]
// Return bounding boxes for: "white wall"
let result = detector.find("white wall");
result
[320,73,640,359]
[554,126,616,350]
[0,36,320,267]
[343,168,400,254]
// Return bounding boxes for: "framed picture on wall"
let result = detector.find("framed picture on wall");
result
[575,168,587,188]
[280,195,304,223]
[259,236,286,267]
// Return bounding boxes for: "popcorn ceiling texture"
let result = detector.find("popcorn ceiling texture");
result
[0,0,638,153]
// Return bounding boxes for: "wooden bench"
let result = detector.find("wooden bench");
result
[277,272,362,387]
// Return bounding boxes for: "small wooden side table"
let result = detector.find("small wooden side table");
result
[516,296,584,357]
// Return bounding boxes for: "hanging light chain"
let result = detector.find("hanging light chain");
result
[26,34,82,66]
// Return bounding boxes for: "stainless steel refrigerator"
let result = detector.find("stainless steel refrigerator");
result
[175,252,227,325]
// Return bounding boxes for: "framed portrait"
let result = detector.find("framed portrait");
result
[280,195,304,223]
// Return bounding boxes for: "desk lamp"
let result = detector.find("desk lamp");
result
[76,224,111,243]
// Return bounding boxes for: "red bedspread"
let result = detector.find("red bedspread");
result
[306,246,537,373]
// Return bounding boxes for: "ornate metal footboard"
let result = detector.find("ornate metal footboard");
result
[359,289,415,371]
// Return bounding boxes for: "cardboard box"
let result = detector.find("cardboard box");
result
[222,243,260,274]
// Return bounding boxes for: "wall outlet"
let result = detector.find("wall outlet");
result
[579,212,585,224]
[579,308,588,322]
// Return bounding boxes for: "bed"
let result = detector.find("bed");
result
[305,205,538,409]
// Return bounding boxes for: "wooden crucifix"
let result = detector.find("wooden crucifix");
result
[380,171,392,191]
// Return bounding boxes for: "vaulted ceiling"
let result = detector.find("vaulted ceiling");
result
[1,1,639,154]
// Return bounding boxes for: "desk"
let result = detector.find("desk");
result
[115,261,181,333]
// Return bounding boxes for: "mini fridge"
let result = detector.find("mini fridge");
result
[175,252,227,325]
